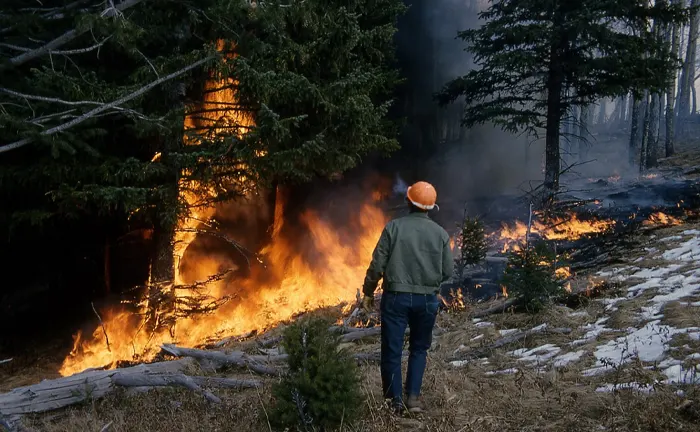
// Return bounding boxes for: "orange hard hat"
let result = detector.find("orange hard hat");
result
[406,181,438,210]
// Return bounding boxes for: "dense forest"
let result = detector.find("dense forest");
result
[3,1,700,430]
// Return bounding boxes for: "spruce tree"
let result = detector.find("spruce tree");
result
[270,317,363,431]
[436,0,687,197]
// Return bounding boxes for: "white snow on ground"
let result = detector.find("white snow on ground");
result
[582,321,700,377]
[452,229,700,380]
[571,318,612,346]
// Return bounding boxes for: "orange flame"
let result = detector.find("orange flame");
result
[59,40,389,376]
[643,212,682,227]
[495,213,615,252]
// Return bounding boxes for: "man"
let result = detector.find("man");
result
[361,181,453,414]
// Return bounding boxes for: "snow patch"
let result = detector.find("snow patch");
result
[485,368,519,376]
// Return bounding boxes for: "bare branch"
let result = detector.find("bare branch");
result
[0,37,110,55]
[3,0,144,69]
[0,55,215,154]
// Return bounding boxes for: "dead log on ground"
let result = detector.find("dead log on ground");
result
[161,344,281,375]
[340,327,381,342]
[0,357,262,430]
[471,298,519,318]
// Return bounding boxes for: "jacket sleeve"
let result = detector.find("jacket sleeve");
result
[441,236,454,283]
[362,226,392,296]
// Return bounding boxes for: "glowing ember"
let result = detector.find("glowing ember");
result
[642,173,659,180]
[501,285,509,298]
[495,213,615,252]
[643,212,682,227]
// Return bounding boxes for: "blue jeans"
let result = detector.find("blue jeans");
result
[380,291,439,403]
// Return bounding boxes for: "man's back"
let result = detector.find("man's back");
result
[363,211,453,297]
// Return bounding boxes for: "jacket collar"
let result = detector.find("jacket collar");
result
[406,211,430,219]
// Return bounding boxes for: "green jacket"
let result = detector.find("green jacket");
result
[363,212,453,296]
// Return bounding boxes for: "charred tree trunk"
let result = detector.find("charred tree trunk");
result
[147,82,186,333]
[629,95,641,166]
[104,236,111,295]
[544,43,564,197]
[678,0,699,129]
[640,92,652,172]
[666,8,681,157]
[598,98,606,126]
[658,90,666,144]
[647,93,660,168]
[578,103,590,162]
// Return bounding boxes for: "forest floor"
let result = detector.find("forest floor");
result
[4,144,700,431]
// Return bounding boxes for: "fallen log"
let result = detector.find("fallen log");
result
[340,327,381,342]
[161,344,280,375]
[471,298,519,318]
[0,357,264,430]
[112,373,222,404]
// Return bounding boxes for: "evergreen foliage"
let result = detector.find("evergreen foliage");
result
[269,317,363,431]
[502,241,567,313]
[0,0,404,232]
[458,215,488,267]
[436,0,688,193]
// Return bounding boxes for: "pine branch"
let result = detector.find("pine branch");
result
[0,55,215,155]
[2,0,143,69]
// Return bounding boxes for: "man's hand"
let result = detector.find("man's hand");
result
[361,295,375,312]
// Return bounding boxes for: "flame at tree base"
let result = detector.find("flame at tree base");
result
[59,198,387,376]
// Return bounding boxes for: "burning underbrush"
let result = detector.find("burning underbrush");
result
[58,192,389,376]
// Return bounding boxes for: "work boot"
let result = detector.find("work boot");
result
[405,395,423,413]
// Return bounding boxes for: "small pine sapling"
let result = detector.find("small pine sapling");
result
[269,317,362,431]
[455,214,488,280]
[501,241,568,313]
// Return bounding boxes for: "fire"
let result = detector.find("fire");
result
[59,40,389,376]
[60,200,387,375]
[495,213,615,252]
[643,212,682,227]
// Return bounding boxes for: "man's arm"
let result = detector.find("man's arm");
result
[362,226,392,297]
[441,236,454,283]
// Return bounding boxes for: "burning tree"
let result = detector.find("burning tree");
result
[436,0,687,197]
[0,0,405,373]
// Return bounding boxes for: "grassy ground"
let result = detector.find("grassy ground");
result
[18,298,700,432]
[8,147,700,432]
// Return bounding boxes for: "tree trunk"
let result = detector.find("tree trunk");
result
[598,98,607,126]
[647,93,660,168]
[544,44,564,197]
[678,0,700,123]
[578,104,590,162]
[658,90,666,144]
[147,81,186,333]
[104,236,111,295]
[666,8,681,157]
[629,95,641,166]
[640,92,652,172]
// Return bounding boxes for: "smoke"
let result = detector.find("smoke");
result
[394,0,545,217]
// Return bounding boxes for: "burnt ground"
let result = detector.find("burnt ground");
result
[3,146,700,431]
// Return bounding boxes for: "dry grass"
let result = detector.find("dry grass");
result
[18,305,700,432]
[660,301,700,329]
[23,352,700,432]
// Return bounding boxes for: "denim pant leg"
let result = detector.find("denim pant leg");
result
[405,294,439,397]
[380,292,409,402]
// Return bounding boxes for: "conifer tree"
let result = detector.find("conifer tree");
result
[0,0,403,272]
[269,317,362,431]
[436,0,687,198]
